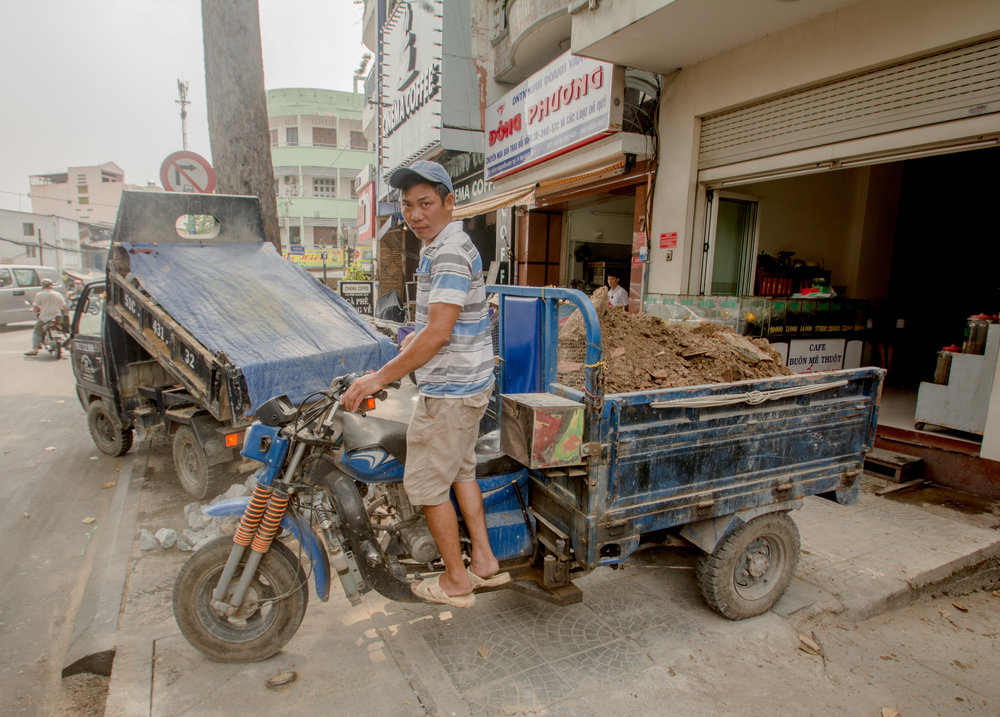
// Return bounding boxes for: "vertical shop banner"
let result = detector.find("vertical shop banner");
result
[485,53,617,181]
[381,0,443,176]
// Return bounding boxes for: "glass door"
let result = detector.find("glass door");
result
[703,192,759,295]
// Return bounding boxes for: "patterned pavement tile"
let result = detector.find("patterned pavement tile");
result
[546,636,654,687]
[463,663,575,716]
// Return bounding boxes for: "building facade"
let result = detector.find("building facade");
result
[268,87,376,281]
[29,162,125,227]
[0,209,81,271]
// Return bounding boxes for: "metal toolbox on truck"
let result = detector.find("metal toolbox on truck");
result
[500,393,584,469]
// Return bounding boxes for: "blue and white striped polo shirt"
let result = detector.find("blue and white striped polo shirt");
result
[413,221,494,397]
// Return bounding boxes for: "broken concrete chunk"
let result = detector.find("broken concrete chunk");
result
[184,502,212,530]
[223,483,250,500]
[139,529,159,551]
[155,528,178,549]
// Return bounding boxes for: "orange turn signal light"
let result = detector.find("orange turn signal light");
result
[225,432,241,448]
[363,397,376,411]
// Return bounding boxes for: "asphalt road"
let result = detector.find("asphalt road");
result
[0,321,122,715]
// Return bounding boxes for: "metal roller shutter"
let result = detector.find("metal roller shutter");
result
[699,37,1000,169]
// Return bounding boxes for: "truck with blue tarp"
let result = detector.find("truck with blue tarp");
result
[69,190,395,498]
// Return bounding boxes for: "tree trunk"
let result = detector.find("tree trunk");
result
[201,0,280,250]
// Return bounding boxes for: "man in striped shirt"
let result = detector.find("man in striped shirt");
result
[341,161,507,608]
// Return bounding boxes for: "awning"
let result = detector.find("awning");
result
[534,159,626,196]
[452,184,537,220]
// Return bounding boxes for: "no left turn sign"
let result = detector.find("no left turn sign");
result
[160,151,216,193]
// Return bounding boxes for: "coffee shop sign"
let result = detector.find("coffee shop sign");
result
[453,176,494,204]
[383,63,441,137]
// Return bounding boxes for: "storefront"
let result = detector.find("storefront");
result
[459,50,657,305]
[630,4,1000,454]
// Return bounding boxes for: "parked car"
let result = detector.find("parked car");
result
[0,265,68,325]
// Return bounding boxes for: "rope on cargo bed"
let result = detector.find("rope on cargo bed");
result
[648,379,849,409]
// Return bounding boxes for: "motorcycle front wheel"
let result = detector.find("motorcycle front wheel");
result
[173,536,309,663]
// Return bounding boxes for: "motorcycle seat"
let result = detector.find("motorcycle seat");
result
[340,414,523,477]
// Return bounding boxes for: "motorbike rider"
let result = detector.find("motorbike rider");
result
[341,160,509,608]
[24,278,67,357]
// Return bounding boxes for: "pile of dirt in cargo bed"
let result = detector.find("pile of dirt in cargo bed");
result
[557,287,791,394]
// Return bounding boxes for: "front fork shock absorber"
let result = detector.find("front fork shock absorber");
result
[211,483,273,608]
[212,437,308,614]
[219,489,292,614]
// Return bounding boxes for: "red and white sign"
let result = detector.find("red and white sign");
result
[659,232,677,249]
[160,151,216,194]
[485,52,617,181]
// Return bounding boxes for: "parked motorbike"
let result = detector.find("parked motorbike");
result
[172,373,531,662]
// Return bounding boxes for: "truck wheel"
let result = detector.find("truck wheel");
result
[87,401,133,457]
[696,511,800,620]
[173,425,224,499]
[173,536,308,663]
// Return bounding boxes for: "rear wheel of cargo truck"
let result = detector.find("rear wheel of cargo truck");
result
[87,401,134,457]
[696,511,800,620]
[173,425,225,499]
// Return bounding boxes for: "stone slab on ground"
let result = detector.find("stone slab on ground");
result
[792,479,1000,620]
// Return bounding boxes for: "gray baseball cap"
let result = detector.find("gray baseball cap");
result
[388,160,454,195]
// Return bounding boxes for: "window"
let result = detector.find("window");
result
[286,127,298,146]
[313,127,336,147]
[77,289,105,335]
[25,246,37,259]
[0,269,10,287]
[79,197,89,205]
[282,176,299,196]
[22,223,34,236]
[77,184,88,194]
[313,226,338,247]
[270,129,278,146]
[313,177,336,197]
[350,131,368,150]
[13,268,40,286]
[288,226,301,245]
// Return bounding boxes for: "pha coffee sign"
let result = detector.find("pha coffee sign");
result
[339,281,376,317]
[485,53,620,181]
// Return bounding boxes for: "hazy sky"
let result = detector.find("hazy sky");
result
[0,0,368,212]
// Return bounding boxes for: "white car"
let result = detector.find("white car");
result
[0,265,68,325]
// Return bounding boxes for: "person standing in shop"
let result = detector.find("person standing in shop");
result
[607,272,629,309]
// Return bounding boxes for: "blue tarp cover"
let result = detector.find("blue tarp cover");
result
[123,241,396,413]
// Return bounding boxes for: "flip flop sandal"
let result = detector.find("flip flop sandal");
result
[410,574,475,608]
[466,567,511,589]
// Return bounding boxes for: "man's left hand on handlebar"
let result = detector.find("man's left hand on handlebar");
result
[340,371,386,413]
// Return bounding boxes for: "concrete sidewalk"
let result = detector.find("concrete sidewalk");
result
[101,476,1000,716]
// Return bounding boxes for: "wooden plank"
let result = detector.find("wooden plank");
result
[865,447,924,483]
[874,478,925,496]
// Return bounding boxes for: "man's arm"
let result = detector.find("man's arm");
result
[341,301,461,412]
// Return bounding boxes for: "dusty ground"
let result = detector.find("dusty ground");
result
[58,674,110,716]
[558,287,790,394]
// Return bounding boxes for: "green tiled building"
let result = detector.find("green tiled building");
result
[268,87,374,277]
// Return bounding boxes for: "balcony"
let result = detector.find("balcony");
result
[570,0,858,75]
[494,0,572,84]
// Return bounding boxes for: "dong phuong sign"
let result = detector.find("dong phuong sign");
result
[485,53,617,181]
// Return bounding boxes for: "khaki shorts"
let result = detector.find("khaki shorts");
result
[403,386,493,506]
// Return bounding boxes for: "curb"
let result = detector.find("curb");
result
[62,452,144,677]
